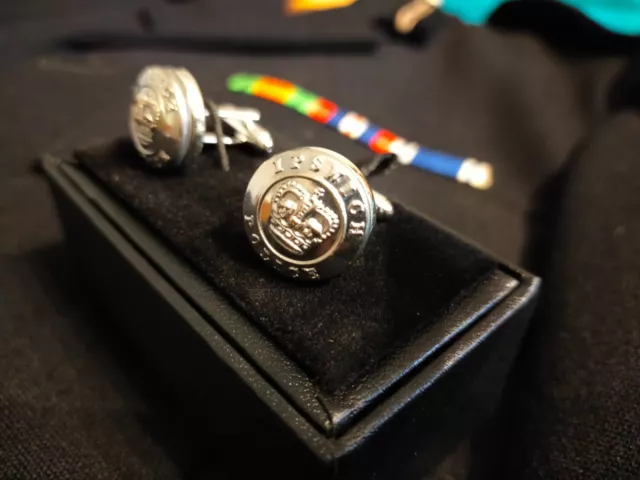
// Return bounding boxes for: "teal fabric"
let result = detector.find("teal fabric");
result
[440,0,499,25]
[441,0,640,35]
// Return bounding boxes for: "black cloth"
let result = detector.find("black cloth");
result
[1,0,639,478]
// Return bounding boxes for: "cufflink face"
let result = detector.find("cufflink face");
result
[130,66,275,170]
[129,66,206,168]
[243,147,377,280]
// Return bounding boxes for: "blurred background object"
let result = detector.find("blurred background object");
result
[395,0,640,36]
[285,0,359,15]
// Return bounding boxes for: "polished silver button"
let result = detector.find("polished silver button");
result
[129,65,273,169]
[243,147,393,280]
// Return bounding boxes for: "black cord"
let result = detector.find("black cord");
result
[360,153,398,178]
[205,99,231,172]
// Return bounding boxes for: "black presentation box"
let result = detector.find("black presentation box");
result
[42,141,539,479]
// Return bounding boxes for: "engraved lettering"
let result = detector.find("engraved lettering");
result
[250,233,260,245]
[349,221,366,236]
[341,182,356,198]
[274,157,284,174]
[328,173,356,197]
[328,172,344,185]
[288,266,300,278]
[291,155,304,169]
[259,248,270,261]
[348,200,365,216]
[302,267,319,280]
[244,214,255,227]
[310,157,323,172]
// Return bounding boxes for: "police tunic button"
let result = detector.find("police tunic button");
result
[129,66,206,169]
[243,147,393,280]
[129,65,274,170]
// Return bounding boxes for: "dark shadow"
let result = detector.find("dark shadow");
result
[521,143,580,276]
[608,51,640,113]
[490,0,640,55]
[58,33,377,56]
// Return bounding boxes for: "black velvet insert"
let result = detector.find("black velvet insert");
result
[77,140,496,394]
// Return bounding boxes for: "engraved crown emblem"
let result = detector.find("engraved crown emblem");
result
[268,180,339,256]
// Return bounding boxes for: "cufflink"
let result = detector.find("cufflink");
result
[243,146,393,280]
[129,65,273,170]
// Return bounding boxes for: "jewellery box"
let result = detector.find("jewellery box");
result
[42,139,539,479]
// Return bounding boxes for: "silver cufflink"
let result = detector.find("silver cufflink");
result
[243,147,393,281]
[129,65,274,170]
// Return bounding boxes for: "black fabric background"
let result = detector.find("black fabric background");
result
[1,0,639,478]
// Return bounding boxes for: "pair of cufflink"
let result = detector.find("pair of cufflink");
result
[129,66,392,281]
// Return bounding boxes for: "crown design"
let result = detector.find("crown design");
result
[268,180,340,256]
[131,89,161,149]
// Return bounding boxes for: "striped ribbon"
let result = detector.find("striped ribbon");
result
[227,73,493,189]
